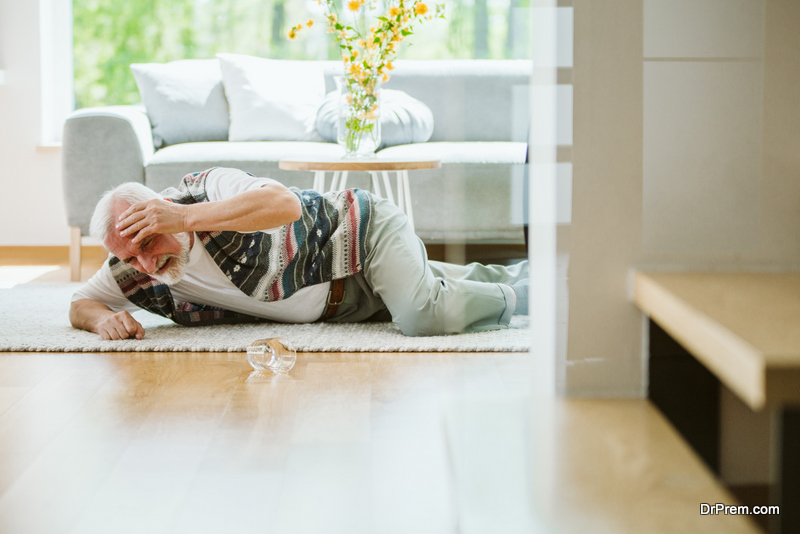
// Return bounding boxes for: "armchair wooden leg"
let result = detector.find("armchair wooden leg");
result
[70,227,82,282]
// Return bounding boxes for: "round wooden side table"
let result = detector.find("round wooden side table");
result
[279,158,441,232]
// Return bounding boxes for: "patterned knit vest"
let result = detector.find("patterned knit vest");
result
[109,169,373,326]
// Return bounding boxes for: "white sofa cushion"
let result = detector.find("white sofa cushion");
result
[144,141,344,192]
[377,141,527,164]
[130,60,230,148]
[378,142,528,243]
[148,141,344,168]
[315,89,435,149]
[218,54,326,142]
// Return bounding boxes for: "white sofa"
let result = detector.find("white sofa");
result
[63,59,531,279]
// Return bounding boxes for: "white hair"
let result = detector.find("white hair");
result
[89,182,162,243]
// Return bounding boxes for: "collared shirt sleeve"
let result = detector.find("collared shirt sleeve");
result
[71,261,140,312]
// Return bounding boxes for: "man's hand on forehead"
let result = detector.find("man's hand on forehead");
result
[117,199,189,243]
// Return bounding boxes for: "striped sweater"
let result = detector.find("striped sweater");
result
[109,169,373,326]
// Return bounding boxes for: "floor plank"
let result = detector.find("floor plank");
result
[531,399,761,533]
[0,353,185,533]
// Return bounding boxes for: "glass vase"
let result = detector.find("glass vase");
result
[335,75,381,158]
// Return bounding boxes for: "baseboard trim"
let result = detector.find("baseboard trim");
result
[425,244,527,264]
[1,244,525,265]
[0,246,106,263]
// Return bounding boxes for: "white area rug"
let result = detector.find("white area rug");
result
[0,283,530,353]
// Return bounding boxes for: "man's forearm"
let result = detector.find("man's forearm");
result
[184,184,302,233]
[69,298,115,334]
[70,299,145,340]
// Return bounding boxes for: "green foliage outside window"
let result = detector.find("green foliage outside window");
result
[72,0,532,109]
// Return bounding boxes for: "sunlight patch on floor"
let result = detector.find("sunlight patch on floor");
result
[0,265,61,288]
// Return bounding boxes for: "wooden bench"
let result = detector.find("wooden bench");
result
[634,272,800,534]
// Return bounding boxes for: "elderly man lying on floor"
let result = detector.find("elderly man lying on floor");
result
[70,167,529,340]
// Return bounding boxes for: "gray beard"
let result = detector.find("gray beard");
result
[150,232,191,286]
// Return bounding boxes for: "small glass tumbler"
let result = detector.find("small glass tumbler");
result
[247,337,297,374]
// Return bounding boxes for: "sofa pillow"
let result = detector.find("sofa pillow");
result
[217,53,325,142]
[315,89,435,149]
[130,60,229,149]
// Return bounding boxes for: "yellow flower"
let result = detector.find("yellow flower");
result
[288,0,444,88]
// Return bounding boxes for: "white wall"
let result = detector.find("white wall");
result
[0,0,70,246]
[565,0,800,396]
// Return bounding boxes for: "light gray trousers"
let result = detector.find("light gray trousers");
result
[329,197,526,336]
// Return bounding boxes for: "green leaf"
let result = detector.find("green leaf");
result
[377,16,387,21]
[401,29,411,36]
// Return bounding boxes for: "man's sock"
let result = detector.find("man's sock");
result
[511,279,529,315]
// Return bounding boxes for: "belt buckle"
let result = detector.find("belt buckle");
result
[327,280,345,306]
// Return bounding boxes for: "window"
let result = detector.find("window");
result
[72,0,533,108]
[40,0,74,144]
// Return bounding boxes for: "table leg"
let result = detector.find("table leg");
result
[313,171,325,192]
[396,171,405,213]
[330,171,341,191]
[381,171,395,204]
[369,172,383,197]
[400,170,415,232]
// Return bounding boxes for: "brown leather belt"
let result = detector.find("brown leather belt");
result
[321,278,346,320]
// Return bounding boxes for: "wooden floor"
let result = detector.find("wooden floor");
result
[0,259,762,533]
